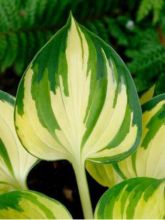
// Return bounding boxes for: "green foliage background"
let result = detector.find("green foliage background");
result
[0,0,165,95]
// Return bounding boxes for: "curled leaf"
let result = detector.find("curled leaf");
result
[0,91,37,192]
[116,94,165,179]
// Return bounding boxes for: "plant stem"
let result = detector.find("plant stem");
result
[72,160,93,219]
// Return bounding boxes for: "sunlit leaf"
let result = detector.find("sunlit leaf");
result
[0,190,72,219]
[95,177,165,219]
[15,15,141,165]
[0,91,37,192]
[116,94,165,179]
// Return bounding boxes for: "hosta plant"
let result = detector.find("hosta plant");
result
[0,14,164,219]
[14,14,142,219]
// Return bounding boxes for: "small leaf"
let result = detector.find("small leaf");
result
[15,15,141,165]
[0,91,37,192]
[140,84,155,105]
[116,94,165,179]
[95,177,165,219]
[0,190,72,219]
[86,160,121,187]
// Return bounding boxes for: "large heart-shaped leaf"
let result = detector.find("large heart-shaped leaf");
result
[95,177,165,219]
[0,91,37,192]
[15,15,141,164]
[0,190,72,219]
[116,94,165,179]
[14,15,142,218]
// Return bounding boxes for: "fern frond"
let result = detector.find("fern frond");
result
[0,0,131,75]
[86,16,130,47]
[137,0,164,23]
[126,28,165,92]
[155,72,165,94]
[0,0,163,90]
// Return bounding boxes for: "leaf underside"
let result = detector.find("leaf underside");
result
[15,15,142,165]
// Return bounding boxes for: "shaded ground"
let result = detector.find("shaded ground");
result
[0,70,20,96]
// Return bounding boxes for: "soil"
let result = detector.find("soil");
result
[0,69,20,96]
[0,69,107,219]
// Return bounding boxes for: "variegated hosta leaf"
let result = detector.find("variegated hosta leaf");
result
[115,94,165,179]
[86,160,121,187]
[15,15,141,164]
[0,190,72,219]
[95,177,165,219]
[140,84,155,105]
[0,91,37,192]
